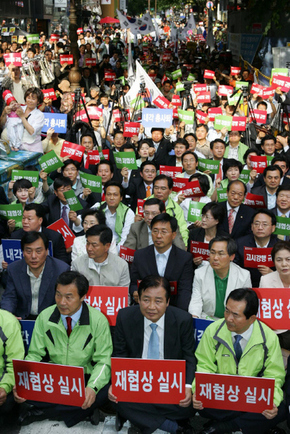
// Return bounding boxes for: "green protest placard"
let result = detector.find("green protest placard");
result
[187,202,205,222]
[38,150,63,173]
[176,82,185,92]
[27,34,39,44]
[130,96,146,110]
[227,91,243,106]
[0,203,23,223]
[171,69,182,80]
[121,63,128,70]
[274,216,290,236]
[235,81,249,89]
[118,76,126,85]
[214,115,232,130]
[11,170,39,187]
[267,155,274,166]
[217,187,228,202]
[239,169,251,183]
[63,189,83,212]
[79,172,102,193]
[165,71,172,79]
[97,145,105,160]
[187,73,195,81]
[114,152,138,170]
[198,158,220,174]
[271,68,288,81]
[177,109,195,124]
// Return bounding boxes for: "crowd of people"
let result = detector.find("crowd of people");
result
[0,13,290,434]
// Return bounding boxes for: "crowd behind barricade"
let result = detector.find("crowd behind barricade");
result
[0,15,290,434]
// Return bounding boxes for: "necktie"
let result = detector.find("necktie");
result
[61,205,69,226]
[277,214,286,240]
[66,316,72,337]
[233,334,243,361]
[148,323,159,359]
[218,162,223,181]
[146,185,151,198]
[228,208,234,234]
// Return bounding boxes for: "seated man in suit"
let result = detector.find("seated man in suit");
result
[124,198,186,250]
[270,185,290,241]
[188,235,251,319]
[166,138,189,167]
[209,139,229,186]
[124,161,157,212]
[251,165,282,209]
[130,213,193,311]
[71,224,130,287]
[234,210,277,287]
[40,176,88,231]
[249,155,290,190]
[1,231,69,319]
[109,275,196,434]
[193,288,286,434]
[146,127,173,168]
[14,270,112,427]
[218,180,255,239]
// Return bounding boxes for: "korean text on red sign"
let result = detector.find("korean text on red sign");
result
[13,359,85,406]
[84,286,128,326]
[47,218,75,249]
[196,372,274,412]
[244,247,274,268]
[112,358,185,404]
[253,288,290,329]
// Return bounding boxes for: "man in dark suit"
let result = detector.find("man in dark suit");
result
[218,180,255,240]
[109,275,195,434]
[251,165,283,209]
[130,214,193,311]
[1,231,69,319]
[124,161,157,212]
[147,127,173,169]
[10,203,70,264]
[270,185,290,241]
[234,210,278,287]
[249,155,290,190]
[40,176,88,232]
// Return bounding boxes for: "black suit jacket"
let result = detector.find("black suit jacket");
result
[187,227,228,251]
[113,305,196,385]
[218,202,255,240]
[252,174,290,190]
[11,227,70,264]
[125,178,149,212]
[130,244,194,311]
[234,233,277,287]
[40,195,88,229]
[147,138,173,169]
[251,185,274,208]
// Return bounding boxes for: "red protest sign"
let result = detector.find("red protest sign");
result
[153,95,170,109]
[250,83,264,96]
[77,28,83,34]
[171,95,182,107]
[148,73,157,82]
[162,54,171,62]
[113,109,121,122]
[60,141,84,162]
[196,372,274,413]
[104,71,116,81]
[218,85,233,96]
[85,58,97,66]
[84,286,128,326]
[123,122,140,137]
[196,110,207,124]
[283,114,290,125]
[253,288,290,329]
[87,150,100,165]
[197,92,211,103]
[204,70,215,79]
[244,247,274,268]
[244,193,267,208]
[190,241,210,261]
[111,358,185,404]
[231,116,247,131]
[160,165,182,178]
[172,177,189,193]
[3,53,22,66]
[272,75,290,93]
[47,218,76,249]
[13,359,85,406]
[194,84,207,93]
[137,199,145,217]
[230,66,241,76]
[180,179,204,198]
[102,149,110,160]
[208,107,223,122]
[250,109,267,124]
[59,55,74,65]
[262,87,275,99]
[50,34,60,42]
[87,106,103,120]
[120,246,136,264]
[74,109,88,123]
[42,88,57,101]
[249,155,268,173]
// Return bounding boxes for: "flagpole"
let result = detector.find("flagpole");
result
[155,0,157,17]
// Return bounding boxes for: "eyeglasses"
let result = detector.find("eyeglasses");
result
[201,214,214,221]
[152,229,172,236]
[144,211,159,217]
[253,222,271,228]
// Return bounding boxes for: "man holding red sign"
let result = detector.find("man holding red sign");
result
[109,275,195,434]
[15,270,112,427]
[192,288,286,434]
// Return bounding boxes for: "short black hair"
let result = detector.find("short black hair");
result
[144,198,165,212]
[184,133,197,142]
[81,208,106,225]
[196,124,208,132]
[261,134,276,146]
[263,165,283,178]
[251,209,276,226]
[97,160,114,174]
[243,148,259,163]
[56,270,89,298]
[271,241,290,262]
[86,224,113,244]
[226,288,259,319]
[272,155,289,168]
[54,176,73,191]
[202,202,226,223]
[24,203,45,219]
[210,138,226,150]
[120,143,135,152]
[153,174,173,190]
[188,173,210,195]
[209,235,237,256]
[181,150,198,164]
[276,185,290,197]
[24,87,43,105]
[13,179,33,195]
[223,158,243,177]
[104,181,124,197]
[81,133,94,143]
[138,275,171,302]
[151,213,177,232]
[174,138,189,149]
[61,159,80,171]
[140,160,158,173]
[21,231,49,251]
[151,127,164,134]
